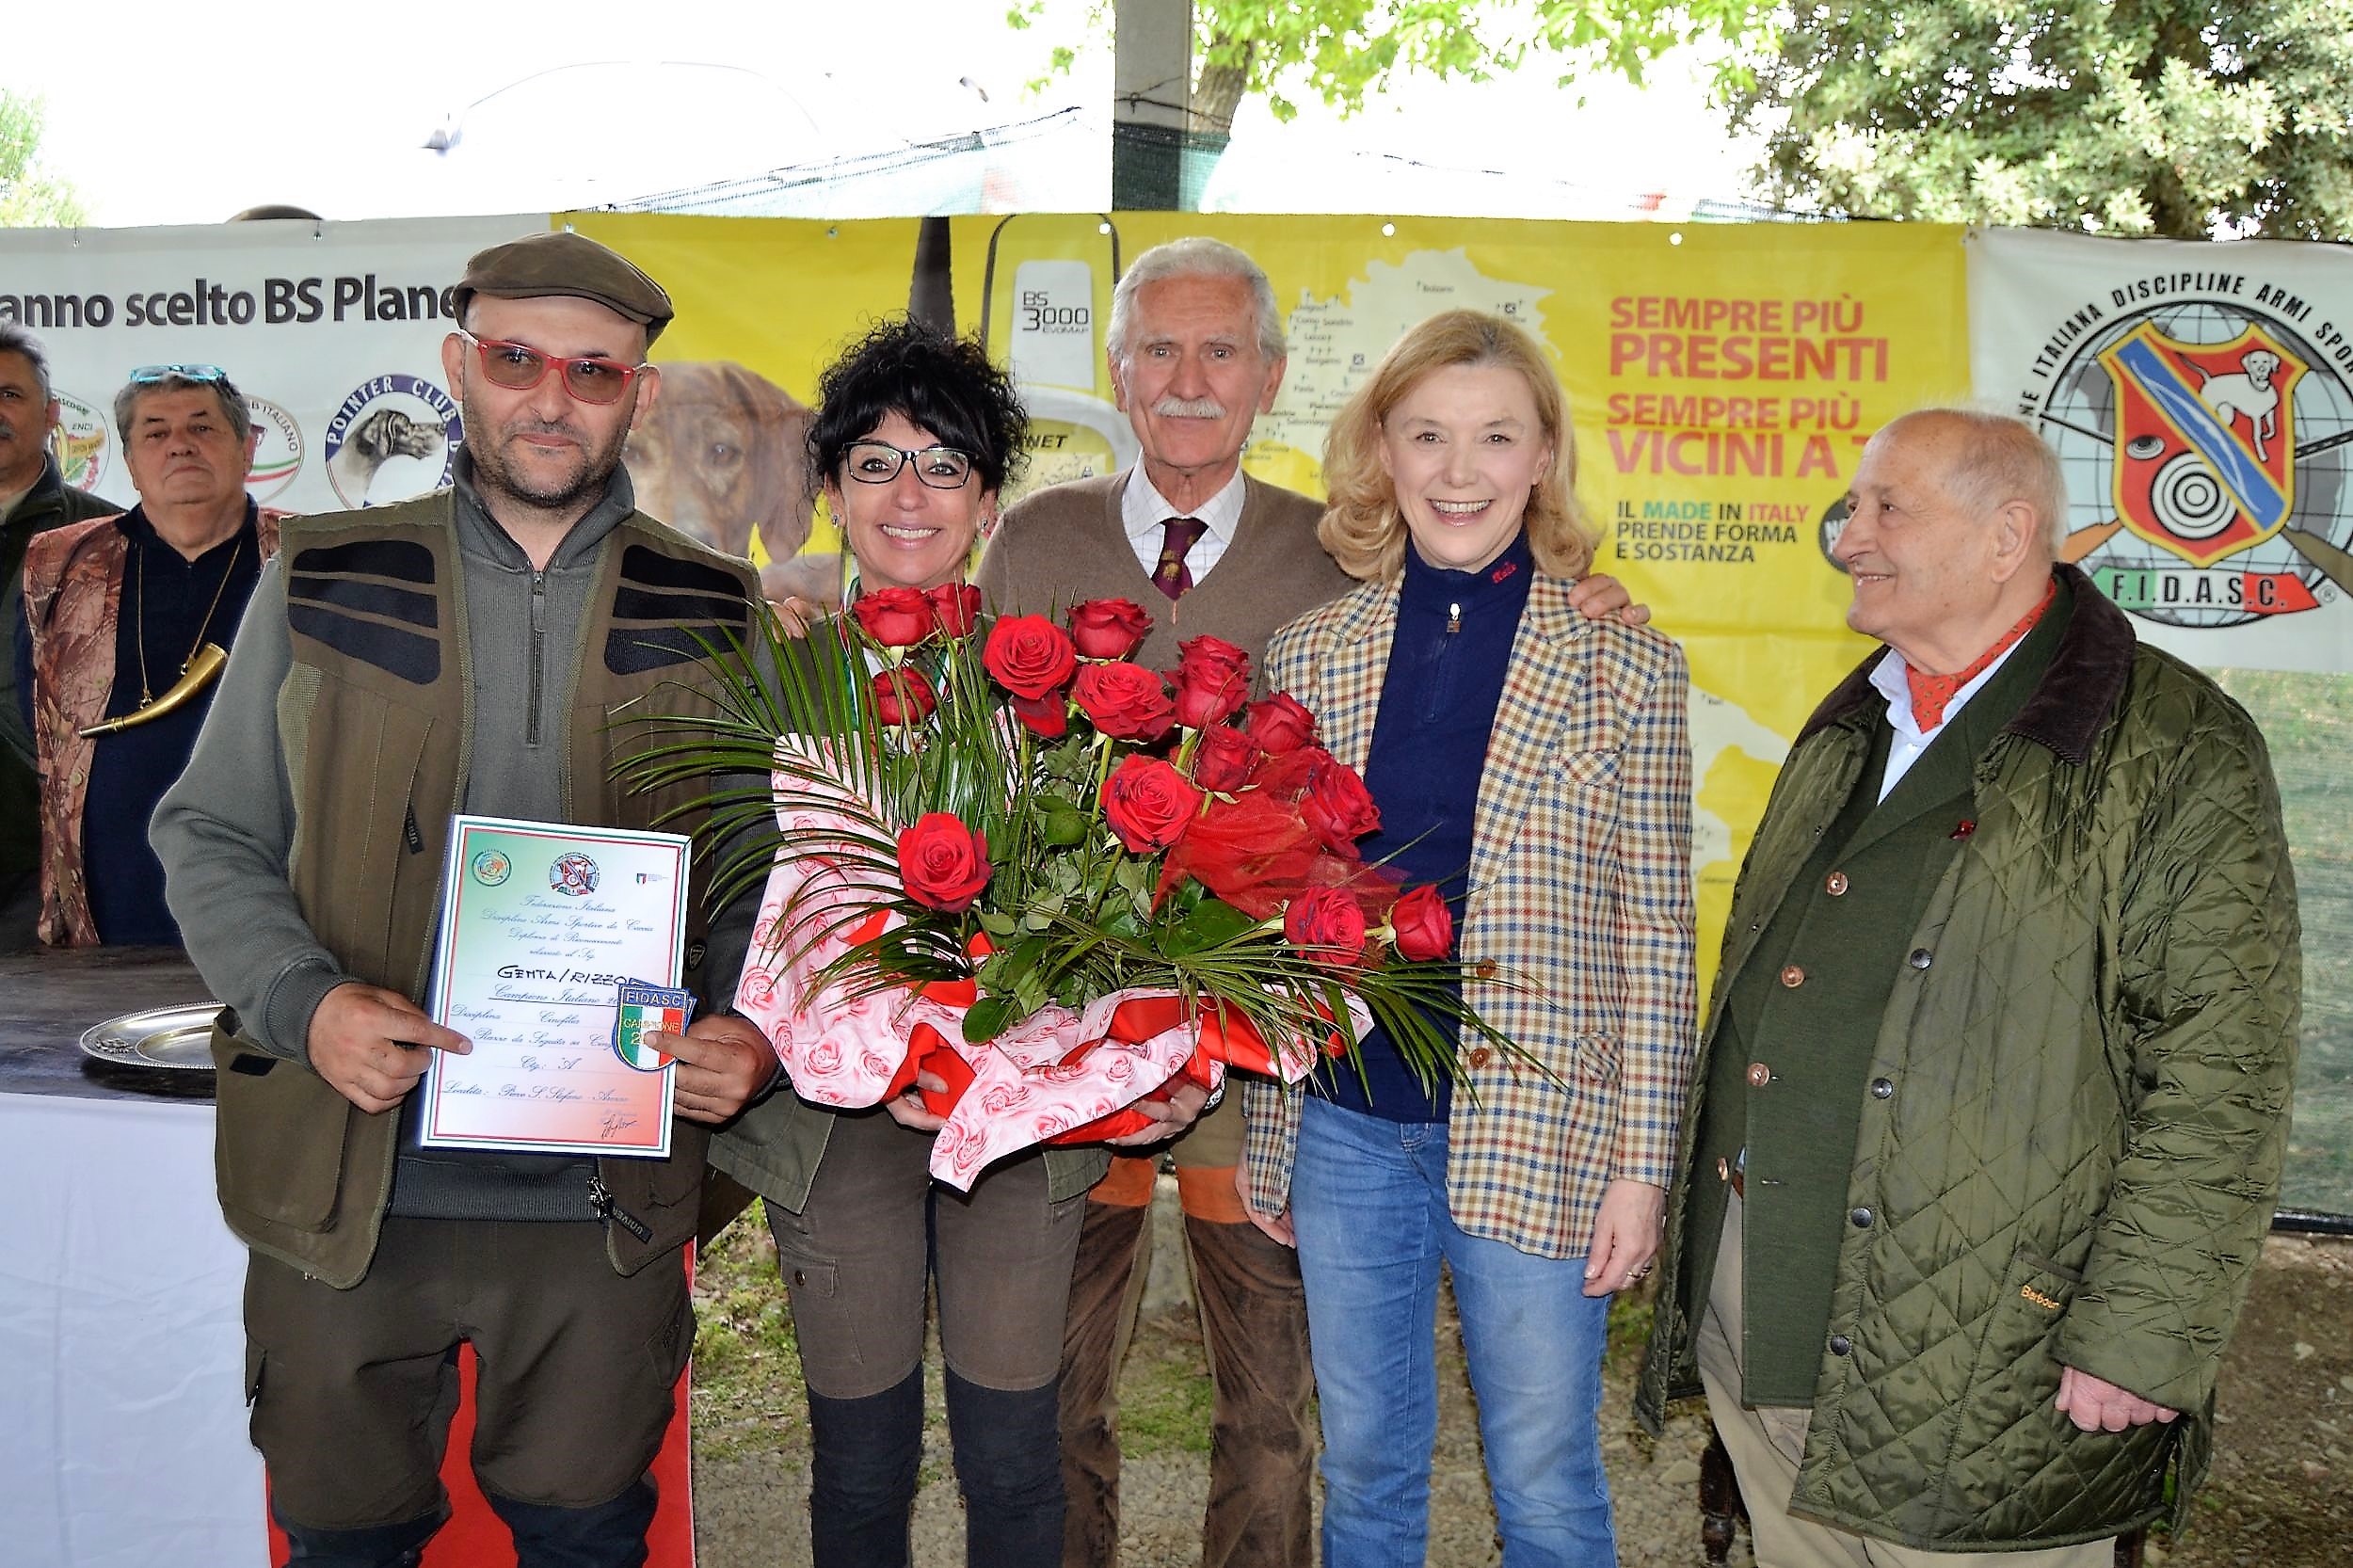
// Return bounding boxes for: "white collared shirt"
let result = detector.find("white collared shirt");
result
[1865,639,2031,802]
[1122,467,1246,584]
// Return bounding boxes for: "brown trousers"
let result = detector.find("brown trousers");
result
[1059,1171,1315,1568]
[767,1104,1085,1400]
[245,1215,691,1530]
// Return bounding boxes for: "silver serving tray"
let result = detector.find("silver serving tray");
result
[79,1002,221,1070]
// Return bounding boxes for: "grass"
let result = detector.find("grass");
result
[689,1200,808,1463]
[2209,668,2353,1216]
[1115,1307,1219,1456]
[694,1198,1660,1473]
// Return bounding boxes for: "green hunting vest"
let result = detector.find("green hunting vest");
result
[209,491,756,1288]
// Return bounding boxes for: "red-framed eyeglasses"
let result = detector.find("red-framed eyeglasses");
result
[454,328,650,405]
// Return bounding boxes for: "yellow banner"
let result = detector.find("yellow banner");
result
[568,211,1970,990]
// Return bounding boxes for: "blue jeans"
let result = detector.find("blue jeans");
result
[1290,1097,1616,1568]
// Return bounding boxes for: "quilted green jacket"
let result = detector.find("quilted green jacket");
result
[1633,568,2300,1549]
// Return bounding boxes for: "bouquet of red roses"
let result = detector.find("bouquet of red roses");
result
[626,590,1509,1186]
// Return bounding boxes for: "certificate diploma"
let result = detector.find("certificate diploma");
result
[420,816,691,1159]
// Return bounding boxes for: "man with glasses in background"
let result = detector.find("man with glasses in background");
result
[0,322,117,950]
[17,362,282,947]
[154,232,776,1568]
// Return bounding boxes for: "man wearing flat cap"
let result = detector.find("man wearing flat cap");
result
[156,231,775,1567]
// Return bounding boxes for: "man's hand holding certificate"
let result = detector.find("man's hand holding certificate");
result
[612,981,776,1126]
[307,984,473,1115]
[652,1016,776,1126]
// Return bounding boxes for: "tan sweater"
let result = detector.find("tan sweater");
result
[975,469,1355,670]
[972,466,1356,1171]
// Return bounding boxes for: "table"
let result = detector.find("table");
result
[0,947,699,1568]
[0,947,264,1568]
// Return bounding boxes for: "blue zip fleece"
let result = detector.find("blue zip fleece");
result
[1321,528,1533,1123]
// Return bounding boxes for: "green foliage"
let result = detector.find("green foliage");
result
[1007,0,1763,120]
[0,91,87,227]
[1729,0,2353,239]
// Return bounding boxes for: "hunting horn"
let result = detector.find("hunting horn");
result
[78,642,229,738]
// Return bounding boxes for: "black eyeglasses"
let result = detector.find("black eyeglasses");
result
[128,364,231,385]
[841,441,976,489]
[454,329,649,405]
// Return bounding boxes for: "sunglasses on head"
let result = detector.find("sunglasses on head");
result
[454,329,649,405]
[128,363,232,385]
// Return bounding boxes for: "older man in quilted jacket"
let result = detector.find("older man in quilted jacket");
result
[1635,408,2300,1566]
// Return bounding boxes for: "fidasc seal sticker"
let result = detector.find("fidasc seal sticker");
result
[2015,287,2353,629]
[613,980,695,1071]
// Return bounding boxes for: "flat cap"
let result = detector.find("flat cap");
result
[452,231,675,345]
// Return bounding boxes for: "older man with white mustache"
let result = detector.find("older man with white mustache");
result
[976,236,1641,1568]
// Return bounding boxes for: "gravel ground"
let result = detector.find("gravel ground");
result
[691,1189,2348,1568]
[690,1180,1736,1567]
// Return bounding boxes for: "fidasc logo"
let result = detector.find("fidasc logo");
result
[2025,294,2353,629]
[47,391,109,493]
[324,375,460,508]
[243,395,305,501]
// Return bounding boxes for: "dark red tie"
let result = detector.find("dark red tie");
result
[1154,517,1207,600]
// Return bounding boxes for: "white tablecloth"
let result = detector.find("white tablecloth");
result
[0,1092,264,1567]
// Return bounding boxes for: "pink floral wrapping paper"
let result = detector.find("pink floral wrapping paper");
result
[735,746,1320,1190]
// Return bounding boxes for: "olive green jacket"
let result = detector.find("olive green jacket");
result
[171,493,756,1287]
[1634,568,2301,1549]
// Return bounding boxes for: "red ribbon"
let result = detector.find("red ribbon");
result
[846,906,1302,1141]
[891,1022,978,1116]
[1046,999,1276,1144]
[850,910,985,1114]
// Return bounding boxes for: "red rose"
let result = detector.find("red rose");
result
[870,666,936,728]
[897,812,993,913]
[1285,886,1369,968]
[853,585,935,648]
[1068,598,1154,661]
[1245,693,1317,754]
[983,614,1079,700]
[1168,635,1250,728]
[1191,725,1261,793]
[1303,757,1382,850]
[1099,755,1202,854]
[1073,664,1176,743]
[1010,690,1070,739]
[927,583,984,637]
[1387,884,1454,962]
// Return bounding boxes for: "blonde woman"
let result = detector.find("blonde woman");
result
[1240,310,1698,1565]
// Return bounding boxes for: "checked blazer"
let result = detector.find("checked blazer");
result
[1241,569,1700,1260]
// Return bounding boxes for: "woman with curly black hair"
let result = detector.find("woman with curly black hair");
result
[711,318,1104,1568]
